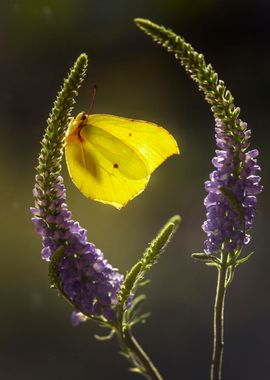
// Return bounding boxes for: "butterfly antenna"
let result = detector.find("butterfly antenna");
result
[87,84,97,114]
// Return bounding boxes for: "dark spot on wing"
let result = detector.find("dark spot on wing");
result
[128,133,132,137]
[113,163,119,169]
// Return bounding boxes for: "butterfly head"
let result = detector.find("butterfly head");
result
[66,112,88,143]
[77,111,87,122]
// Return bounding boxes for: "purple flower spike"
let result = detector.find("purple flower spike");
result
[202,118,262,255]
[31,175,124,322]
[30,54,123,324]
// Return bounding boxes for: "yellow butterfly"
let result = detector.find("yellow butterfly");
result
[65,112,179,209]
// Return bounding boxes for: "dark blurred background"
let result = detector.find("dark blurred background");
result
[1,0,270,379]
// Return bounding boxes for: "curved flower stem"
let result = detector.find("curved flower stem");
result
[118,327,163,380]
[210,253,229,380]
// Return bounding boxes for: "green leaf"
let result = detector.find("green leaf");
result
[125,294,147,319]
[129,312,151,328]
[129,367,145,374]
[191,252,220,265]
[236,252,253,265]
[94,329,115,341]
[123,294,148,327]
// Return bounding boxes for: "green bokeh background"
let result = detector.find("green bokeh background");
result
[1,1,270,379]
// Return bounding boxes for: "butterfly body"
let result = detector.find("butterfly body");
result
[65,112,179,209]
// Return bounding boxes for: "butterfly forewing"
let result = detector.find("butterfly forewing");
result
[88,114,180,173]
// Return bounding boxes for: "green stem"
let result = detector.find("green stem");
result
[119,327,163,380]
[210,254,228,380]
